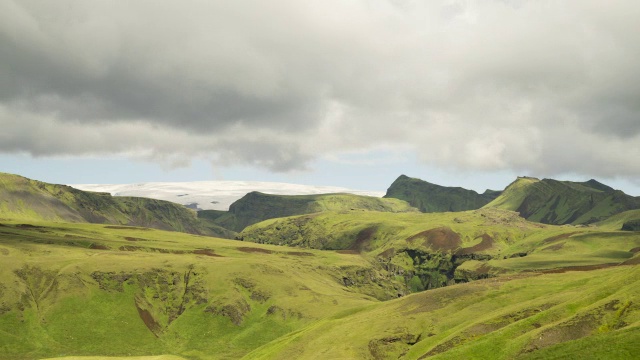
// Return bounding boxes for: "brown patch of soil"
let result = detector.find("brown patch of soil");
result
[124,236,147,242]
[348,226,377,253]
[286,251,314,256]
[369,333,421,360]
[541,232,581,244]
[89,243,109,250]
[336,250,359,254]
[119,245,143,251]
[401,284,486,315]
[16,224,45,229]
[237,247,274,254]
[104,225,151,230]
[630,247,640,253]
[539,263,618,274]
[377,248,396,259]
[420,336,463,358]
[407,227,462,252]
[193,249,223,257]
[621,256,640,265]
[457,234,494,255]
[541,242,565,251]
[135,300,161,337]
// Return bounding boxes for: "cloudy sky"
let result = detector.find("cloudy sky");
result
[1,0,639,194]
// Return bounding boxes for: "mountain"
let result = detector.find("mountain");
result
[1,171,639,359]
[383,174,501,212]
[1,206,638,359]
[484,177,640,225]
[71,181,385,211]
[209,191,418,232]
[0,172,233,237]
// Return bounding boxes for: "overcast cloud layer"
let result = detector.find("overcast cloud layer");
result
[2,0,639,180]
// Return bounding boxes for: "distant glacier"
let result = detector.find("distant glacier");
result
[70,181,384,211]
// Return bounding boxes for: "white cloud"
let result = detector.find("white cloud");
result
[1,0,639,181]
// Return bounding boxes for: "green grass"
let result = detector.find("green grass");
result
[2,172,640,359]
[484,177,640,225]
[0,219,396,359]
[211,191,417,232]
[0,172,229,238]
[244,266,640,359]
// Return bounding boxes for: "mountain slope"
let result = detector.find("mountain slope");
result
[484,177,640,225]
[210,191,418,232]
[240,207,640,291]
[0,172,231,237]
[383,175,501,213]
[245,265,640,359]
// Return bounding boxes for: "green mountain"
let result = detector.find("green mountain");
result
[208,191,418,232]
[384,175,501,213]
[484,177,640,225]
[1,210,638,359]
[0,172,233,238]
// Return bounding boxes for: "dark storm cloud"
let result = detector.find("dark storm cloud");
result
[1,0,639,178]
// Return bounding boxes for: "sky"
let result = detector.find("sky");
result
[1,0,640,195]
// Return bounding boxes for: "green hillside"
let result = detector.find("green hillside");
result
[240,208,640,291]
[384,175,500,213]
[209,191,417,232]
[1,172,639,359]
[0,172,233,238]
[484,177,640,225]
[0,220,399,359]
[245,265,640,359]
[1,216,638,360]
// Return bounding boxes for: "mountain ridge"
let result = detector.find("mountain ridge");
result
[484,176,640,225]
[0,172,233,238]
[383,174,501,213]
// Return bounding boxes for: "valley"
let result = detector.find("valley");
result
[0,172,639,359]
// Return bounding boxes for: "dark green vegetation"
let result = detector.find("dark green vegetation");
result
[208,191,417,232]
[384,175,501,213]
[484,176,640,225]
[1,172,639,359]
[0,172,234,238]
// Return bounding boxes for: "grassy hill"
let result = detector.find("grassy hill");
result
[245,265,640,359]
[1,217,637,359]
[0,220,401,359]
[484,177,640,225]
[383,175,501,213]
[0,172,233,238]
[1,172,639,359]
[208,191,417,232]
[240,208,640,291]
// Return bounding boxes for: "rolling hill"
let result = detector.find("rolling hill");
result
[384,175,501,213]
[484,177,640,225]
[0,172,233,238]
[208,191,418,232]
[1,171,639,359]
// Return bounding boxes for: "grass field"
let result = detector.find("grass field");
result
[1,210,638,359]
[0,220,400,359]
